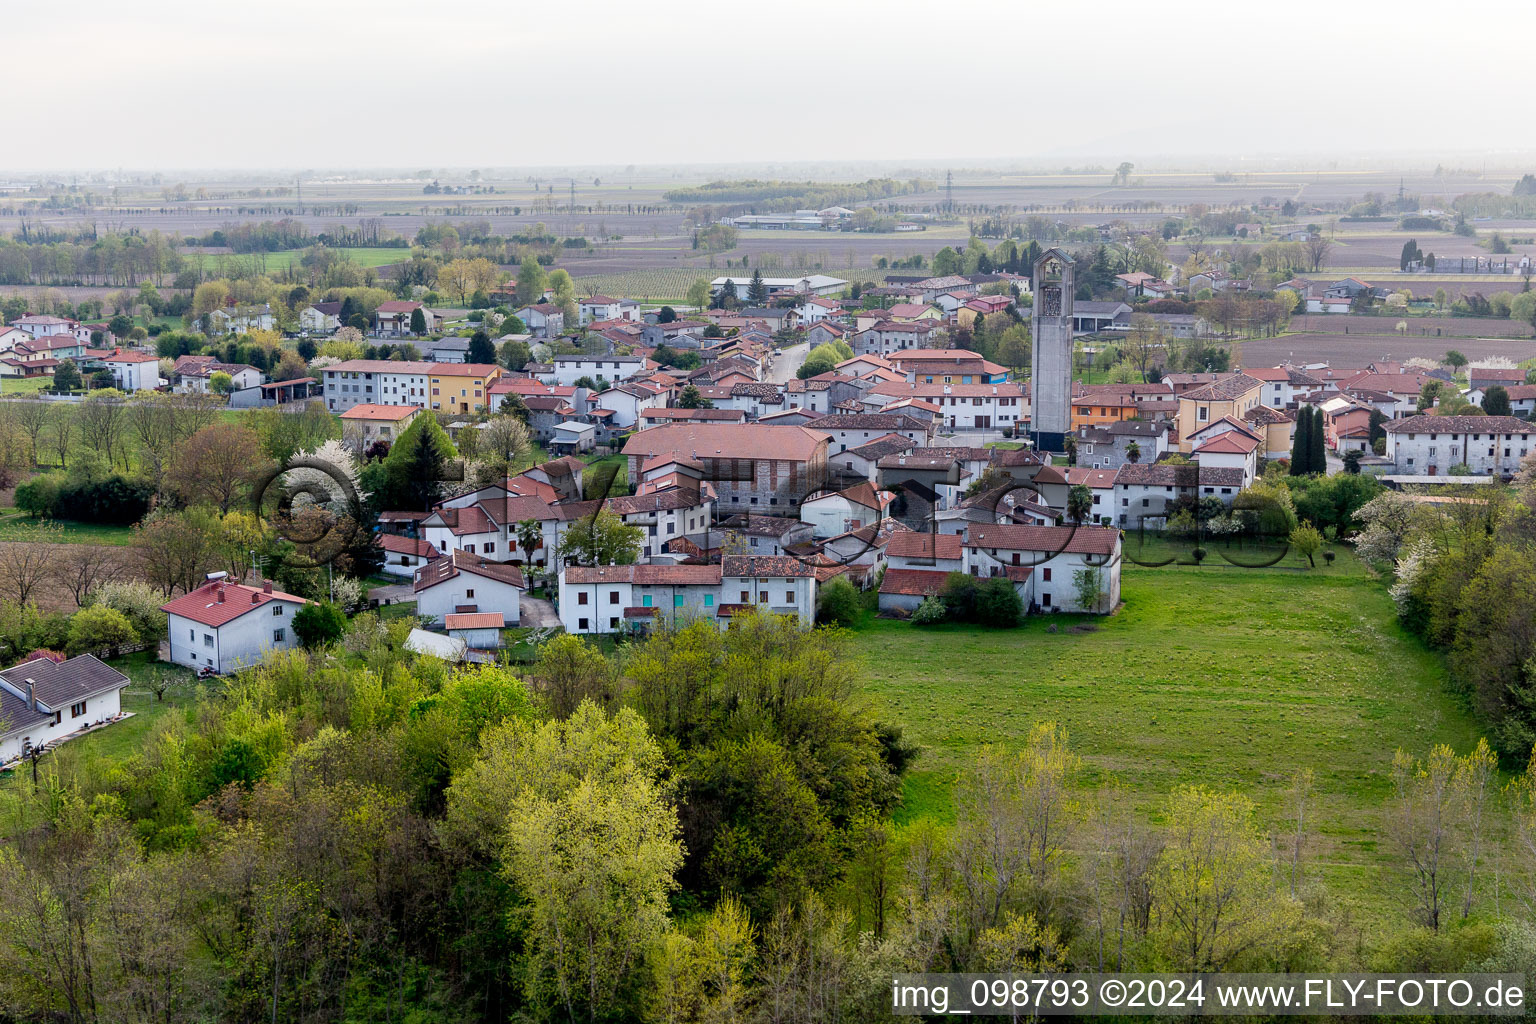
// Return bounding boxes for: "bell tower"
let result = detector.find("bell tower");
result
[1030,248,1075,451]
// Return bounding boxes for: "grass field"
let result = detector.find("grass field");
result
[0,508,135,545]
[0,377,54,395]
[181,246,410,274]
[852,557,1490,930]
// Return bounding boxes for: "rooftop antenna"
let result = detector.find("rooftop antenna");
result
[945,170,954,215]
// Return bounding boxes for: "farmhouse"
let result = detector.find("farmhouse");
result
[163,578,309,675]
[721,556,817,627]
[376,534,441,578]
[712,275,847,300]
[1384,414,1536,476]
[375,301,442,337]
[963,523,1122,613]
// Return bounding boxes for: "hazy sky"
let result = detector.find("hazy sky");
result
[11,0,1529,171]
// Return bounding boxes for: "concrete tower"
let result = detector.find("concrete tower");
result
[1030,248,1075,452]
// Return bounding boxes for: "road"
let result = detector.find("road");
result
[767,342,808,384]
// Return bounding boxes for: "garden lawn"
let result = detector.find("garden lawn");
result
[852,558,1491,930]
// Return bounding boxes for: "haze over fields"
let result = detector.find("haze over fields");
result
[10,0,1535,170]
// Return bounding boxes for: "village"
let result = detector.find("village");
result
[1,152,1536,1015]
[0,236,1520,710]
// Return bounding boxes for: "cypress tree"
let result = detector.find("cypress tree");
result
[1309,406,1327,475]
[1290,408,1311,475]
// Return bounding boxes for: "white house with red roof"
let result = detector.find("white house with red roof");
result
[963,523,1123,613]
[10,314,78,339]
[799,481,893,539]
[377,534,441,578]
[577,295,640,325]
[162,578,310,674]
[340,403,422,447]
[1191,430,1261,485]
[101,349,160,392]
[413,549,526,626]
[375,301,441,337]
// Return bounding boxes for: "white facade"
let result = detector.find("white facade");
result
[104,356,159,392]
[415,571,523,626]
[545,355,647,387]
[166,600,306,675]
[1385,417,1536,476]
[720,570,816,627]
[800,492,883,539]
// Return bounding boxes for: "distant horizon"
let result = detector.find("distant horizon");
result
[12,0,1526,173]
[4,152,1535,182]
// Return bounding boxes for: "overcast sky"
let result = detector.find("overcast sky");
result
[11,0,1529,172]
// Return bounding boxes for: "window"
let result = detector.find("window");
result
[464,588,474,599]
[759,593,769,604]
[642,595,653,607]
[203,634,214,648]
[705,594,715,607]
[189,628,195,641]
[485,542,495,553]
[578,617,589,631]
[1042,593,1052,607]
[274,628,286,643]
[674,594,684,608]
[609,590,620,604]
[70,701,86,718]
[783,591,794,604]
[609,617,619,629]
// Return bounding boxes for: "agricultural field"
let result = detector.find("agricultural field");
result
[1237,331,1536,367]
[181,246,412,274]
[852,556,1491,933]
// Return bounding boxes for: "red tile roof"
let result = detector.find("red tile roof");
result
[885,531,963,561]
[341,403,421,421]
[444,612,505,629]
[161,579,307,627]
[964,523,1120,556]
[879,567,953,596]
[622,423,829,463]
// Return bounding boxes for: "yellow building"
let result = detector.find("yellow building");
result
[429,364,502,415]
[1176,373,1265,452]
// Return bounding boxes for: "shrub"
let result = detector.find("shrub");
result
[910,594,948,625]
[51,475,154,525]
[66,606,137,656]
[816,576,862,627]
[940,572,980,621]
[13,475,61,518]
[293,601,346,648]
[975,577,1023,627]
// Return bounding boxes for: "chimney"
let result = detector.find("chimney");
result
[24,678,36,711]
[263,580,272,594]
[215,587,224,603]
[251,591,260,604]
